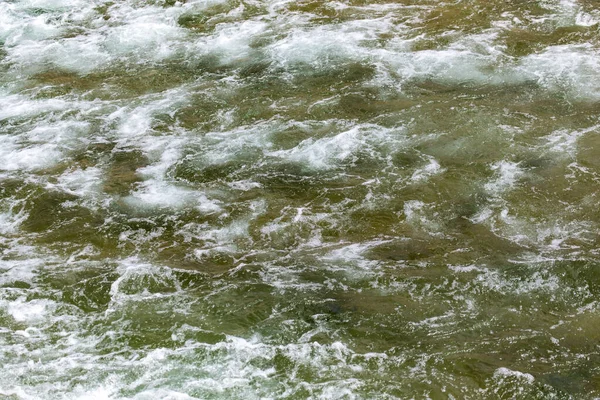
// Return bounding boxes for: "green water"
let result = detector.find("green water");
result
[1,0,600,398]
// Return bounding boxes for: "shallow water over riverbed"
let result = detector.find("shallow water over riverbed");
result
[1,0,600,398]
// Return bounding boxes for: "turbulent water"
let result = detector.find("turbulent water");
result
[2,0,600,398]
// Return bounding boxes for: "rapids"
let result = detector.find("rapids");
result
[1,0,600,398]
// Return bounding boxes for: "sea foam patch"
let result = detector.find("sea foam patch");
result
[519,44,600,100]
[266,124,395,170]
[484,160,524,195]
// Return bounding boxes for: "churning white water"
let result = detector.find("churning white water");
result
[2,0,600,398]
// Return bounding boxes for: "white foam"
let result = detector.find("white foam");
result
[0,387,37,400]
[266,17,519,90]
[178,218,251,254]
[0,142,62,171]
[541,125,599,158]
[320,241,386,281]
[226,180,262,191]
[17,0,86,8]
[55,167,103,198]
[383,31,519,86]
[520,44,600,100]
[0,95,73,121]
[0,256,41,286]
[124,180,222,212]
[199,121,279,166]
[108,258,182,306]
[103,21,185,60]
[195,20,268,66]
[5,2,189,75]
[123,141,223,211]
[113,88,189,139]
[403,200,442,234]
[476,269,561,295]
[73,386,114,400]
[0,120,90,171]
[493,367,535,384]
[448,264,484,273]
[0,4,20,44]
[267,124,393,170]
[3,15,62,47]
[0,210,26,236]
[410,157,444,182]
[484,160,523,195]
[575,11,598,26]
[268,18,386,68]
[9,35,111,75]
[6,298,56,324]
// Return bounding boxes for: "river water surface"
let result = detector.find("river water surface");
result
[1,0,600,398]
